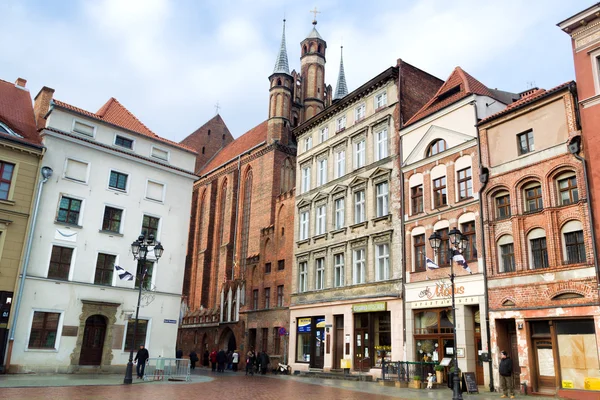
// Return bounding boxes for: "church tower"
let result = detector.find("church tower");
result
[300,16,327,120]
[267,20,293,145]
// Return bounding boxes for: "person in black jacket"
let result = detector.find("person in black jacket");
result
[499,350,515,398]
[216,349,226,373]
[189,350,198,370]
[134,345,149,379]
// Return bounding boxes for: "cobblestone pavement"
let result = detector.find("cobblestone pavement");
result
[0,368,523,400]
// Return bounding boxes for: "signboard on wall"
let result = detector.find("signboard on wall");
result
[352,302,387,313]
[405,277,484,303]
[298,318,311,332]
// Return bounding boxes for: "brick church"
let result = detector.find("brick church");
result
[177,18,338,365]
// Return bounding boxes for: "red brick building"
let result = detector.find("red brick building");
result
[479,82,600,398]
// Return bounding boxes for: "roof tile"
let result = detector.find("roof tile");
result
[0,78,43,146]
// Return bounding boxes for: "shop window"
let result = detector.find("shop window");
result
[414,308,455,363]
[296,317,311,362]
[374,313,391,367]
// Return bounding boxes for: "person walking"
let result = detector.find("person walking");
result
[232,349,240,372]
[226,350,233,370]
[134,344,149,379]
[217,349,227,373]
[176,348,183,370]
[189,350,198,370]
[203,349,209,367]
[246,348,256,376]
[259,351,270,375]
[499,350,516,399]
[210,349,218,372]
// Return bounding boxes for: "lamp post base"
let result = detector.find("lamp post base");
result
[452,373,463,400]
[123,361,134,384]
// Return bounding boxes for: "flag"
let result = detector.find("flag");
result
[426,257,440,270]
[115,265,134,281]
[452,250,473,274]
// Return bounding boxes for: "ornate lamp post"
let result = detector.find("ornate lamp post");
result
[123,234,164,384]
[429,227,467,400]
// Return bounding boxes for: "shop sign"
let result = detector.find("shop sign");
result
[298,318,311,332]
[411,296,480,309]
[418,283,465,300]
[316,317,325,328]
[352,302,387,313]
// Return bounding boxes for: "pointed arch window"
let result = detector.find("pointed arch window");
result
[216,180,228,280]
[241,170,253,269]
[280,158,294,193]
[426,139,447,157]
[197,191,206,252]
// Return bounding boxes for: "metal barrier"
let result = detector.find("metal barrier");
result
[381,361,438,382]
[144,358,191,382]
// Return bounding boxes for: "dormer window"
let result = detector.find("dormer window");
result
[426,139,447,157]
[114,135,133,150]
[0,122,22,138]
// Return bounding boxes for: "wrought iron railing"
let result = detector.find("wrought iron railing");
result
[380,360,438,382]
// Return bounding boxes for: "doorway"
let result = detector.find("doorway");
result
[354,314,370,371]
[533,339,556,393]
[310,317,325,369]
[333,315,344,370]
[79,315,107,365]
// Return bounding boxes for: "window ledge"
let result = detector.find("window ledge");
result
[523,208,543,215]
[336,127,346,134]
[296,239,310,247]
[456,196,474,204]
[55,221,83,229]
[144,197,164,204]
[63,177,88,185]
[350,221,368,230]
[108,187,128,194]
[25,348,59,353]
[0,199,15,206]
[312,233,327,243]
[98,229,124,237]
[372,214,392,225]
[432,204,449,211]
[330,227,347,237]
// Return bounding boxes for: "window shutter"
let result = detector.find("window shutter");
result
[152,147,169,160]
[73,121,94,136]
[65,159,88,182]
[146,181,164,201]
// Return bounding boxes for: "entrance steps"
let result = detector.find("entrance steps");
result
[297,369,374,382]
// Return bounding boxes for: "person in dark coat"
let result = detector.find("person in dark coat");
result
[203,349,210,367]
[189,350,198,370]
[210,349,218,372]
[217,349,227,373]
[259,351,270,374]
[246,348,256,376]
[499,350,515,398]
[176,349,183,359]
[134,345,149,379]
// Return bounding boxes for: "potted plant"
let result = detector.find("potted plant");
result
[410,375,422,389]
[434,365,445,384]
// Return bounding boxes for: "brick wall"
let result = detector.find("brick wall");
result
[180,114,234,174]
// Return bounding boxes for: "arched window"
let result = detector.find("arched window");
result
[497,235,515,273]
[208,129,211,136]
[197,190,206,253]
[556,172,578,206]
[426,139,447,157]
[202,146,205,154]
[223,300,229,322]
[318,44,322,53]
[303,45,308,55]
[527,228,548,269]
[277,78,282,86]
[215,180,228,283]
[562,220,586,265]
[494,191,510,220]
[523,182,543,213]
[240,170,253,269]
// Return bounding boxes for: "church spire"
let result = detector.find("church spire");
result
[334,46,348,100]
[273,19,290,75]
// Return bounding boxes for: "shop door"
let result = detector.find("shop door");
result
[311,319,325,369]
[79,315,106,365]
[475,335,484,385]
[354,329,371,371]
[534,340,556,393]
[333,315,344,370]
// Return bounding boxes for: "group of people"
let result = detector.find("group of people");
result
[245,347,270,375]
[208,348,241,372]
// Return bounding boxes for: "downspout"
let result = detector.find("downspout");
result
[396,65,407,361]
[473,101,494,393]
[4,166,53,372]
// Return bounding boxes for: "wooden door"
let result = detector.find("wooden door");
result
[333,315,344,370]
[311,325,325,368]
[79,315,106,365]
[353,329,371,371]
[475,335,484,385]
[534,339,556,393]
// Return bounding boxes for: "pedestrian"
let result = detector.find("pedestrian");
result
[226,350,233,370]
[189,350,198,370]
[210,349,218,372]
[203,349,210,367]
[259,351,270,375]
[246,347,256,376]
[499,350,516,399]
[217,349,227,373]
[232,349,240,372]
[176,348,183,369]
[134,344,149,379]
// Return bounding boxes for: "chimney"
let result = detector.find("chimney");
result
[33,86,55,130]
[15,78,27,88]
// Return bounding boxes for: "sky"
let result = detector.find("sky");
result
[0,0,591,141]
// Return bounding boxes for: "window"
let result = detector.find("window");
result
[304,136,312,152]
[334,198,345,229]
[57,196,82,225]
[354,140,365,168]
[102,206,123,233]
[301,166,311,193]
[531,237,549,269]
[0,162,15,200]
[376,243,390,281]
[73,121,94,136]
[353,249,365,284]
[48,246,73,280]
[354,190,365,224]
[316,205,326,235]
[94,253,115,285]
[0,122,20,137]
[241,171,253,267]
[109,171,128,191]
[558,176,578,205]
[375,129,388,161]
[461,221,477,261]
[336,116,346,132]
[433,176,447,208]
[414,234,426,271]
[457,167,472,200]
[277,285,284,307]
[376,182,389,217]
[278,260,285,271]
[64,159,88,183]
[265,262,272,274]
[375,91,387,109]
[317,159,327,186]
[262,328,269,352]
[253,289,259,309]
[299,210,309,240]
[298,261,308,293]
[495,193,511,220]
[146,181,165,202]
[355,104,366,121]
[115,135,133,149]
[500,243,515,273]
[335,150,345,178]
[426,139,446,157]
[135,261,154,290]
[411,185,423,214]
[334,253,344,287]
[273,327,281,354]
[565,230,586,264]
[124,319,148,352]
[525,184,543,212]
[141,215,159,239]
[264,288,271,309]
[28,311,60,349]
[315,258,324,290]
[517,130,534,155]
[437,228,450,267]
[319,127,328,143]
[151,147,169,161]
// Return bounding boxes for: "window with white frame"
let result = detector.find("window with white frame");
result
[335,150,345,178]
[48,246,74,281]
[315,258,325,290]
[497,235,515,273]
[375,129,388,161]
[114,135,134,150]
[301,166,311,193]
[317,159,327,186]
[337,116,346,132]
[353,248,365,284]
[316,204,326,235]
[354,190,365,224]
[124,318,149,351]
[375,91,387,109]
[304,136,313,152]
[298,261,308,293]
[28,311,61,349]
[299,210,309,240]
[334,253,344,287]
[355,104,366,121]
[56,195,82,225]
[109,170,128,191]
[376,182,389,217]
[334,198,345,229]
[562,221,586,265]
[319,127,328,143]
[375,243,390,281]
[354,139,365,169]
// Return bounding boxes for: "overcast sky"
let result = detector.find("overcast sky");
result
[0,0,590,141]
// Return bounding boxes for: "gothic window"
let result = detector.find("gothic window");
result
[216,179,228,279]
[240,170,253,269]
[280,158,294,194]
[197,191,206,253]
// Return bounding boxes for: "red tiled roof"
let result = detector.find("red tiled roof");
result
[404,67,498,127]
[199,120,268,175]
[0,79,43,147]
[52,98,197,154]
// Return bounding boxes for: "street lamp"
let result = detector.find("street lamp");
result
[123,233,164,384]
[429,227,466,400]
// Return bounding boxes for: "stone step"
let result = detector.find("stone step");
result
[297,370,374,382]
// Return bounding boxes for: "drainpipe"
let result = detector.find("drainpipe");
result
[4,166,53,372]
[396,64,407,361]
[472,101,494,393]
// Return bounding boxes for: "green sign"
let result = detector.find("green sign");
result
[352,302,387,313]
